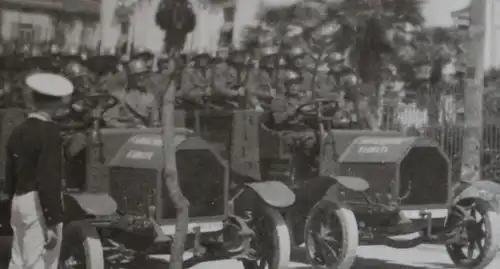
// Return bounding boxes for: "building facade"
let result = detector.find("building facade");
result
[0,0,100,49]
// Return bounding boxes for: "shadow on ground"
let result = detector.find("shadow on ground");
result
[289,247,455,269]
[112,256,455,269]
[0,240,458,269]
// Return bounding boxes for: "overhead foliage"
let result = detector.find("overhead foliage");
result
[240,0,427,129]
[155,0,197,52]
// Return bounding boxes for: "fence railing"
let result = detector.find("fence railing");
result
[382,120,500,182]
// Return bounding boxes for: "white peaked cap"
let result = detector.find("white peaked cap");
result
[25,72,74,97]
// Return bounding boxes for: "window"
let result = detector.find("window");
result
[11,23,41,43]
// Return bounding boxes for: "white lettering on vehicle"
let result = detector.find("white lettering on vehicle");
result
[357,138,408,145]
[357,146,389,154]
[131,136,162,146]
[126,150,154,160]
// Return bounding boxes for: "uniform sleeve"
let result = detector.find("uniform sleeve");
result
[271,97,289,125]
[103,91,128,128]
[36,125,63,227]
[211,67,238,98]
[4,142,16,198]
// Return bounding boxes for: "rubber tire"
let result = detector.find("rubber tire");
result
[304,200,359,269]
[242,206,291,269]
[446,199,500,269]
[59,221,104,269]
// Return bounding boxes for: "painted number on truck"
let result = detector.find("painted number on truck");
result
[358,146,389,154]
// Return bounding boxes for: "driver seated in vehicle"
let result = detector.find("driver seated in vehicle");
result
[269,70,318,165]
[103,55,159,128]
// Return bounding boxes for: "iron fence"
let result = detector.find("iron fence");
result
[382,109,500,182]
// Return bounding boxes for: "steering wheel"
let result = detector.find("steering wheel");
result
[70,93,119,115]
[295,98,340,119]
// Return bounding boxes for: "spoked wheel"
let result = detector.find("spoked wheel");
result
[242,206,291,269]
[446,199,500,269]
[304,200,358,269]
[59,221,104,269]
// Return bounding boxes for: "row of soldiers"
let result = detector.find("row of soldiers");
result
[0,43,359,128]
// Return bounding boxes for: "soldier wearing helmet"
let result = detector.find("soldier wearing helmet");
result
[285,47,313,94]
[102,54,158,128]
[246,46,285,110]
[214,48,265,109]
[177,52,213,103]
[269,69,317,165]
[62,47,94,96]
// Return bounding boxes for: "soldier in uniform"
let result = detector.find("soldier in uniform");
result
[103,54,159,128]
[216,48,264,109]
[63,48,93,91]
[285,47,313,96]
[59,50,95,157]
[269,70,318,165]
[246,46,285,109]
[5,72,73,269]
[177,52,213,104]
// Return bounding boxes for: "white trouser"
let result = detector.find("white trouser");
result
[8,192,63,269]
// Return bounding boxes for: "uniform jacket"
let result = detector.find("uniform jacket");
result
[211,63,241,98]
[270,94,303,129]
[103,88,159,128]
[247,68,276,99]
[177,67,210,100]
[5,114,63,226]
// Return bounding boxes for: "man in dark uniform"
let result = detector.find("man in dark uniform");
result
[103,54,159,128]
[246,46,284,109]
[177,52,213,103]
[217,48,267,109]
[60,52,96,157]
[5,72,73,269]
[269,70,317,163]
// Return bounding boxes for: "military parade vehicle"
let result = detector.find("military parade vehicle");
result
[269,95,500,269]
[0,51,296,269]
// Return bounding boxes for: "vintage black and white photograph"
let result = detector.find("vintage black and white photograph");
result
[0,0,499,268]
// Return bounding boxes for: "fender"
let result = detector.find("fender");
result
[452,180,500,212]
[64,193,117,216]
[245,181,295,208]
[329,175,370,192]
[319,176,370,208]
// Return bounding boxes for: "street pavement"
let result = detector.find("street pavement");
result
[137,244,500,269]
[1,238,500,268]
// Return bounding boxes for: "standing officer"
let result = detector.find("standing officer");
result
[103,54,159,128]
[5,72,73,269]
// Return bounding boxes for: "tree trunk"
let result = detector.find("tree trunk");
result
[426,85,441,126]
[358,82,380,130]
[162,78,190,269]
[374,82,387,130]
[460,0,486,183]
